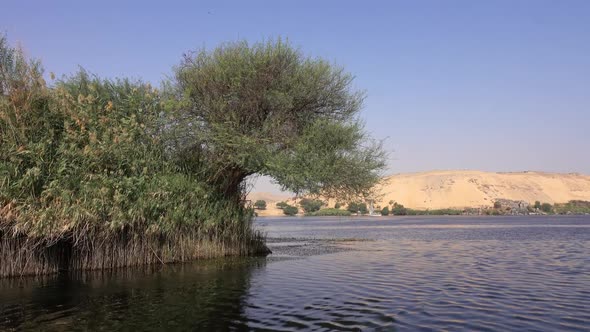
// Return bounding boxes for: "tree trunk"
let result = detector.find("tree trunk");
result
[216,167,248,204]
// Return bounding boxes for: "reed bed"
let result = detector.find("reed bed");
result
[0,36,267,278]
[0,222,266,278]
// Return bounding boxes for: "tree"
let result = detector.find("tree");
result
[276,201,288,209]
[391,203,407,215]
[347,202,359,213]
[283,205,298,216]
[493,201,502,209]
[334,202,342,209]
[358,203,368,215]
[169,39,386,204]
[346,201,368,214]
[534,201,541,209]
[540,203,553,213]
[0,35,268,277]
[254,200,267,210]
[381,206,389,216]
[300,198,323,213]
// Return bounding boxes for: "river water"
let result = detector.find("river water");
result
[1,216,589,331]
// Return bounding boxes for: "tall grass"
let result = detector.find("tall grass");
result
[0,36,267,278]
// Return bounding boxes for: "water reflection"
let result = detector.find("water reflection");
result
[1,258,266,331]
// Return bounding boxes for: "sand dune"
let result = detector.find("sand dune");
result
[376,170,590,209]
[246,191,295,217]
[249,171,590,215]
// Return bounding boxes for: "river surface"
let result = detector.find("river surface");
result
[1,216,589,331]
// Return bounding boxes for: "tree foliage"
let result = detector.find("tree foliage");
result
[307,208,351,217]
[0,46,244,236]
[276,201,288,209]
[169,39,386,201]
[347,202,359,213]
[347,202,368,214]
[540,203,553,213]
[391,203,408,215]
[282,205,298,216]
[0,35,384,275]
[553,200,590,214]
[254,200,267,210]
[0,36,266,276]
[299,198,323,213]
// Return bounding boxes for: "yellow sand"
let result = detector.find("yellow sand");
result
[249,170,590,216]
[246,192,296,217]
[376,170,590,209]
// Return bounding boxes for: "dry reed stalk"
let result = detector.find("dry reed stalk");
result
[0,227,267,278]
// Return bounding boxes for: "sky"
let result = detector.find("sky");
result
[2,0,589,193]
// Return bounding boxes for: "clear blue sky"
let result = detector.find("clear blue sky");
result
[3,0,589,192]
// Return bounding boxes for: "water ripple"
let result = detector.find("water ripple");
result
[1,216,589,331]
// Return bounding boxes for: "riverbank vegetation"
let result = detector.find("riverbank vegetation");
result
[254,200,267,210]
[0,36,386,277]
[272,197,590,218]
[384,203,462,216]
[546,200,590,215]
[282,205,299,216]
[307,208,352,217]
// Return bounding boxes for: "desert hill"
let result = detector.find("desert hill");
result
[376,170,590,210]
[248,171,590,215]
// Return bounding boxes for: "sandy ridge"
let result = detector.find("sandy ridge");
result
[249,170,590,216]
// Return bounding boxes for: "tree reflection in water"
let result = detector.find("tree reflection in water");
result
[0,258,266,331]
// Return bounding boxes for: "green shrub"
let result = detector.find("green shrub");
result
[381,206,389,216]
[307,208,351,216]
[428,209,463,215]
[540,203,553,213]
[358,203,368,214]
[347,202,359,213]
[254,200,267,210]
[553,200,590,214]
[283,205,298,216]
[0,37,266,277]
[299,198,323,213]
[276,201,288,209]
[391,203,408,215]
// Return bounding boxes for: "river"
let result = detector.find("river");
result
[1,216,589,331]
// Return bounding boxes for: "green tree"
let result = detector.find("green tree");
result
[0,36,267,276]
[254,200,267,210]
[276,201,288,209]
[283,205,298,216]
[358,203,368,215]
[299,198,323,213]
[391,203,408,215]
[347,202,359,213]
[534,201,541,209]
[169,39,386,203]
[540,203,553,213]
[381,206,389,216]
